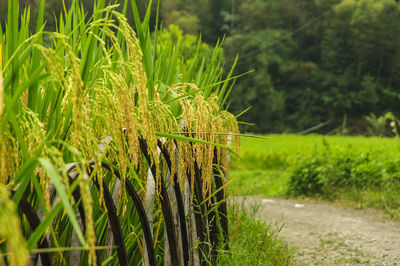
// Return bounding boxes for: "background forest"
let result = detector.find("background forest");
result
[2,0,400,134]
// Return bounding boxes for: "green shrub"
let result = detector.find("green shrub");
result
[287,144,400,198]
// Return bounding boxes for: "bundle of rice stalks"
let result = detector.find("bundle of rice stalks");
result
[0,0,240,265]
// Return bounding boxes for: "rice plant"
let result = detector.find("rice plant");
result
[0,0,240,265]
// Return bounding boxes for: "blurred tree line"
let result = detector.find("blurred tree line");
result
[2,0,400,134]
[162,0,400,134]
[226,0,400,133]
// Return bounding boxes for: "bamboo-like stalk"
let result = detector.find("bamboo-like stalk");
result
[68,180,102,266]
[191,163,209,266]
[157,140,189,265]
[139,138,180,266]
[104,178,121,261]
[101,163,157,266]
[184,180,200,266]
[217,140,231,250]
[206,188,219,264]
[92,177,128,266]
[143,168,155,266]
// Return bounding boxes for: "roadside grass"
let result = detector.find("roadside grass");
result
[229,134,400,219]
[218,203,294,265]
[334,188,400,219]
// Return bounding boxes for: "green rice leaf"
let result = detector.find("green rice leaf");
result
[155,132,233,150]
[38,158,86,246]
[27,202,63,250]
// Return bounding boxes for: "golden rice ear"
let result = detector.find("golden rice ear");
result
[0,136,5,184]
[0,126,16,185]
[14,109,50,207]
[0,67,3,119]
[66,47,86,152]
[111,10,159,171]
[0,185,30,266]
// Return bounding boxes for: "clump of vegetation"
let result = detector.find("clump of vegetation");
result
[0,0,241,265]
[287,142,400,217]
[218,203,294,265]
[364,112,395,137]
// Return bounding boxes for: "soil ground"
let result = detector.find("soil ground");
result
[232,196,400,265]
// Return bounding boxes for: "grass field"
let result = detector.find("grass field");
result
[232,134,400,170]
[229,134,400,219]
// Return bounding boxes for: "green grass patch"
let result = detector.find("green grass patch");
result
[232,134,400,171]
[218,204,294,265]
[228,170,289,197]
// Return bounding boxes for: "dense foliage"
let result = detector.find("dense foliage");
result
[224,0,400,133]
[160,0,400,133]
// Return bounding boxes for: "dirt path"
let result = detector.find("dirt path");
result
[233,196,400,265]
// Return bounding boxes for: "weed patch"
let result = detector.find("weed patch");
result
[218,203,294,265]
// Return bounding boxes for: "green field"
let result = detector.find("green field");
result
[229,134,400,219]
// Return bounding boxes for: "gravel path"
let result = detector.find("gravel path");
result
[233,196,400,265]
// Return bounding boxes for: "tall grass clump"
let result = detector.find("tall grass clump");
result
[0,0,240,265]
[218,203,294,265]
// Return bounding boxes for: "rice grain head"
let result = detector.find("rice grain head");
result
[0,68,5,184]
[116,12,159,170]
[0,185,30,266]
[0,68,3,119]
